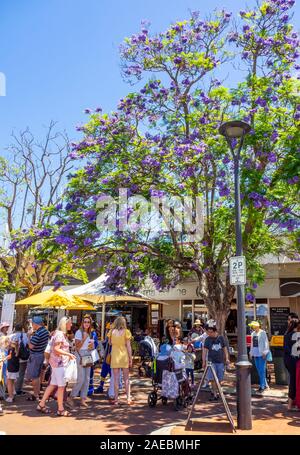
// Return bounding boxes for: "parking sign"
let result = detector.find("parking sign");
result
[229,256,246,285]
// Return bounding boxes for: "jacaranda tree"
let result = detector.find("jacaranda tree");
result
[20,0,300,332]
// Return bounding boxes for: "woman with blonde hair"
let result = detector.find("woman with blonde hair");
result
[70,314,95,407]
[37,316,75,416]
[109,316,132,405]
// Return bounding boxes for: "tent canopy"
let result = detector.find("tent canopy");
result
[66,274,168,306]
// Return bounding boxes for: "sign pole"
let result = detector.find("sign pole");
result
[233,154,252,430]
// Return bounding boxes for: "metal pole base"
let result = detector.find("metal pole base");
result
[236,360,252,430]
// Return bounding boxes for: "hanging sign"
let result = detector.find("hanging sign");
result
[229,256,246,285]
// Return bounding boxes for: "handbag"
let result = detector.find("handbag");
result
[266,351,273,362]
[106,353,111,365]
[79,353,93,368]
[64,359,78,383]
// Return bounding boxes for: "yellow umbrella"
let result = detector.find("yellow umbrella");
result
[15,288,94,310]
[36,298,96,311]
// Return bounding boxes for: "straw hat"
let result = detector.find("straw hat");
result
[193,319,202,326]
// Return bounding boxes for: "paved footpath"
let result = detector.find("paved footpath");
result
[0,370,299,435]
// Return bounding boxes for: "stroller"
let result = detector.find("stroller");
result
[138,336,158,378]
[147,344,193,411]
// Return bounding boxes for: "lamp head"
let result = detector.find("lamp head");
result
[219,120,251,139]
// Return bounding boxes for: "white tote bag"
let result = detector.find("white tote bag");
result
[64,359,78,384]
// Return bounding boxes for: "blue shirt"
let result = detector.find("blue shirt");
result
[30,326,49,353]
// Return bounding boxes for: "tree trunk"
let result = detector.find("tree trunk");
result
[198,272,234,336]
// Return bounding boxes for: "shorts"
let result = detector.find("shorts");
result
[26,353,45,380]
[50,367,66,387]
[6,372,19,380]
[206,363,225,383]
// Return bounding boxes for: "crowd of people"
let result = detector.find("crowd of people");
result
[0,314,133,416]
[0,311,300,416]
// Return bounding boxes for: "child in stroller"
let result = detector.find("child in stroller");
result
[148,342,193,411]
[138,336,158,378]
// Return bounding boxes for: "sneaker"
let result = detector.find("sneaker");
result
[0,406,3,415]
[16,391,26,396]
[5,397,14,403]
[209,395,219,402]
[256,388,264,394]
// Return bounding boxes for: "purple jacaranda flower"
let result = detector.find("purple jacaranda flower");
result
[65,203,74,211]
[253,283,258,289]
[246,293,254,302]
[271,131,279,141]
[55,235,74,247]
[38,228,52,238]
[174,57,182,65]
[219,187,230,197]
[84,108,91,114]
[253,200,262,209]
[150,189,165,197]
[53,281,62,291]
[83,210,97,220]
[255,97,267,107]
[84,238,93,246]
[262,177,271,185]
[267,152,277,163]
[222,155,231,164]
[9,241,19,250]
[61,223,76,233]
[21,239,33,249]
[265,219,273,226]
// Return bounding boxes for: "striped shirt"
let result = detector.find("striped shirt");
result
[30,326,49,353]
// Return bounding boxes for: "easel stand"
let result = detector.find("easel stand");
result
[185,361,236,433]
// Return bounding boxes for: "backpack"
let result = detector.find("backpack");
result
[18,333,30,361]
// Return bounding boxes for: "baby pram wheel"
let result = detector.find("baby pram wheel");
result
[148,391,157,407]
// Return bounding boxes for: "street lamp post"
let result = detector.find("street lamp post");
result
[219,120,253,430]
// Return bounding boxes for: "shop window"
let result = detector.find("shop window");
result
[194,299,207,322]
[245,299,269,334]
[182,300,192,332]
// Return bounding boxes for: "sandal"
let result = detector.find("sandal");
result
[57,409,72,417]
[27,395,38,401]
[110,400,119,406]
[36,403,51,414]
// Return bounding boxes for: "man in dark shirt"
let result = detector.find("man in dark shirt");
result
[202,324,230,401]
[25,316,49,401]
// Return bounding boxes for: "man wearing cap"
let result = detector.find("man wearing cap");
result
[25,316,49,401]
[249,321,270,393]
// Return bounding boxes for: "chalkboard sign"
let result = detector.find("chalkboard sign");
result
[270,307,290,335]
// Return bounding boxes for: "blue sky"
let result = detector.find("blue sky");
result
[0,0,299,153]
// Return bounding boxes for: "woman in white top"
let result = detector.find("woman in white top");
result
[70,315,94,407]
[249,321,270,393]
